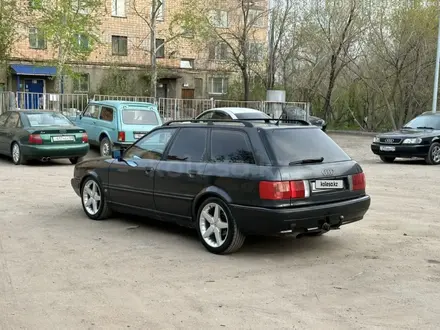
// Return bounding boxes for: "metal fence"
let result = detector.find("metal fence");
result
[14,92,89,114]
[264,101,310,120]
[157,98,215,121]
[93,94,155,104]
[0,92,16,114]
[1,91,310,121]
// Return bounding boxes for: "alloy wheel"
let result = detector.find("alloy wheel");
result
[199,203,229,248]
[82,179,102,215]
[432,145,440,163]
[12,144,20,164]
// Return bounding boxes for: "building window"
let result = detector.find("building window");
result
[112,0,126,17]
[209,77,228,95]
[248,42,264,61]
[209,10,228,28]
[249,9,264,27]
[156,38,165,58]
[73,73,89,92]
[76,34,90,52]
[112,36,128,56]
[29,28,46,49]
[156,0,164,20]
[180,59,194,69]
[209,42,228,61]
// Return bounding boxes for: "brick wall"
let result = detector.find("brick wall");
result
[10,0,269,71]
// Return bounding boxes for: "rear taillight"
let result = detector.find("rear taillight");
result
[352,172,366,191]
[28,134,43,144]
[82,132,88,143]
[118,131,125,142]
[259,180,310,200]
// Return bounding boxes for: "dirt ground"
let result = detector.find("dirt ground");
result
[0,133,439,330]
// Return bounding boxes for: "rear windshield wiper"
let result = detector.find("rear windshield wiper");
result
[289,157,324,165]
[402,126,413,129]
[416,126,434,129]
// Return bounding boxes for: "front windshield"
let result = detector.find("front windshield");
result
[404,115,440,129]
[25,112,73,127]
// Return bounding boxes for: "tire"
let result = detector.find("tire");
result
[195,197,246,254]
[100,137,112,157]
[69,157,83,165]
[425,142,440,165]
[11,142,25,165]
[80,177,112,220]
[380,156,395,163]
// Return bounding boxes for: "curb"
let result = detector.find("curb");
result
[327,130,377,137]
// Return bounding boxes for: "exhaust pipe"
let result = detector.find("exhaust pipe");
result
[41,157,51,162]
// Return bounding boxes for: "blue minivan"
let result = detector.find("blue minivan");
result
[71,100,162,156]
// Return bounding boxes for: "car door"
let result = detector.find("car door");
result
[97,105,117,142]
[107,128,178,218]
[0,112,11,154]
[154,127,209,223]
[76,104,101,144]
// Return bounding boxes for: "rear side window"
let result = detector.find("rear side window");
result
[234,112,270,119]
[211,129,255,164]
[122,109,159,125]
[167,128,208,162]
[264,128,351,165]
[99,106,114,122]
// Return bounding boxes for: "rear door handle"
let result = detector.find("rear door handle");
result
[145,167,154,174]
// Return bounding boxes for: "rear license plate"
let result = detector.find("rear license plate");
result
[315,180,343,189]
[52,135,75,142]
[380,146,395,151]
[134,133,145,139]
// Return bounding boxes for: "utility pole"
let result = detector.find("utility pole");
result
[432,13,440,113]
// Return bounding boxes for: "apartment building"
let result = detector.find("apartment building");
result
[4,0,268,103]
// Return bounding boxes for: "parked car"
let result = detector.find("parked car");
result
[70,100,162,157]
[195,107,272,120]
[371,111,440,165]
[71,118,370,254]
[281,106,327,131]
[0,110,89,165]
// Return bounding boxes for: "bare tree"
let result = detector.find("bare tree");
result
[132,0,199,98]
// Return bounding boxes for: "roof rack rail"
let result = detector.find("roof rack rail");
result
[162,118,312,128]
[162,119,255,127]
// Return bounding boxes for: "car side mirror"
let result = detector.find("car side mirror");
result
[112,149,122,160]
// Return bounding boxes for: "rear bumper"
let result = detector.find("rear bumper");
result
[371,143,430,158]
[21,143,89,159]
[229,195,371,235]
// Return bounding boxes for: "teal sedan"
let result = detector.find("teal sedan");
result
[0,110,89,165]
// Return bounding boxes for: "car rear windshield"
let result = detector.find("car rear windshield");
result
[234,112,271,119]
[122,109,159,125]
[264,127,351,165]
[25,112,72,127]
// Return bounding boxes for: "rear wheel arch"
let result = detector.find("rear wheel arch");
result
[99,132,110,142]
[192,188,233,221]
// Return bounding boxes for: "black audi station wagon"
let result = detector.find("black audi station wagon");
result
[71,119,371,254]
[371,112,440,164]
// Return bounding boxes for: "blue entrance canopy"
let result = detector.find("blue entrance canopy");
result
[10,64,56,76]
